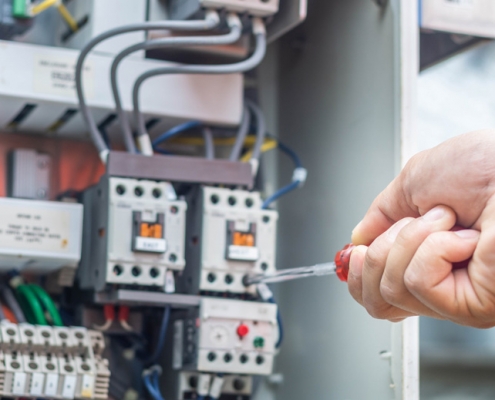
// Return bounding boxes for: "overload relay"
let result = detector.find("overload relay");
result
[79,176,187,292]
[181,186,278,296]
[173,297,278,375]
[0,324,109,399]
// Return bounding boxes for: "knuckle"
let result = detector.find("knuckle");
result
[404,269,422,293]
[364,301,391,320]
[380,282,400,304]
[365,245,384,271]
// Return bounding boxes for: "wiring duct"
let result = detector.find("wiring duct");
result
[132,19,267,143]
[111,14,241,155]
[75,12,221,161]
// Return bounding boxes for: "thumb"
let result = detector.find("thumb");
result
[352,175,419,245]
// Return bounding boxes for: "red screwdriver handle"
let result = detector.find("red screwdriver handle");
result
[334,240,472,283]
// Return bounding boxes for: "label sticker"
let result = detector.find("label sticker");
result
[227,245,259,261]
[12,372,27,395]
[165,270,176,293]
[62,375,76,399]
[134,237,167,253]
[30,372,45,396]
[80,374,94,398]
[0,205,71,252]
[34,54,94,98]
[44,373,59,396]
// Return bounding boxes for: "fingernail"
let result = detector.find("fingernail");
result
[422,207,446,222]
[454,229,480,239]
[388,219,411,240]
[352,220,363,235]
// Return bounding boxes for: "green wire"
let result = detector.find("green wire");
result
[28,284,63,327]
[16,285,47,325]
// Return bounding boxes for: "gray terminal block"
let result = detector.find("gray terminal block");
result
[79,176,187,292]
[181,186,278,296]
[168,0,280,20]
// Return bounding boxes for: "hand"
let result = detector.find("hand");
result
[350,130,495,327]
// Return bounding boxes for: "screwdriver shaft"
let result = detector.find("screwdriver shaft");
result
[244,262,337,286]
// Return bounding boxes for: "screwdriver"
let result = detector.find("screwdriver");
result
[243,242,471,287]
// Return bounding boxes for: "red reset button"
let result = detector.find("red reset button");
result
[237,324,249,338]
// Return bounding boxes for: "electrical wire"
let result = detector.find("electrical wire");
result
[152,121,202,149]
[262,136,306,209]
[75,12,221,161]
[229,104,251,161]
[57,3,78,32]
[111,14,240,153]
[1,286,26,323]
[28,284,63,326]
[240,139,278,162]
[268,297,284,348]
[143,373,164,400]
[16,285,47,325]
[245,99,266,168]
[31,0,58,15]
[144,306,171,366]
[202,127,215,159]
[132,18,267,143]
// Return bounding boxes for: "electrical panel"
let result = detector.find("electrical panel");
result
[168,0,280,19]
[79,176,187,292]
[177,372,252,400]
[173,298,278,375]
[0,324,109,399]
[0,198,83,273]
[420,0,495,38]
[182,186,278,296]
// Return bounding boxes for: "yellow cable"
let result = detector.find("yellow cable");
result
[57,3,78,32]
[31,0,59,15]
[241,139,278,162]
[168,136,258,147]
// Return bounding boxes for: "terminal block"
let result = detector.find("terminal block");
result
[79,176,187,292]
[0,324,109,399]
[173,298,278,375]
[168,0,280,19]
[182,186,278,295]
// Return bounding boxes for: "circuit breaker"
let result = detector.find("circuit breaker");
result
[0,324,109,399]
[79,176,187,292]
[0,197,83,273]
[182,186,278,295]
[177,372,252,400]
[173,297,278,375]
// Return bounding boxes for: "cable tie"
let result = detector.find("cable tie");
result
[292,167,308,187]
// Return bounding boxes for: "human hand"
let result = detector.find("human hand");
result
[349,130,495,327]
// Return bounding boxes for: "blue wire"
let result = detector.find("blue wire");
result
[145,306,171,366]
[197,397,205,400]
[152,121,201,148]
[143,374,163,400]
[262,138,304,209]
[262,180,300,210]
[268,297,284,348]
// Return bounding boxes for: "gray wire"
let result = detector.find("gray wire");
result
[2,286,26,323]
[202,127,215,159]
[110,19,238,150]
[75,14,220,160]
[133,32,267,140]
[0,297,6,321]
[245,99,266,162]
[229,103,250,161]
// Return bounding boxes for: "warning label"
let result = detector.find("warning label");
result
[0,205,71,253]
